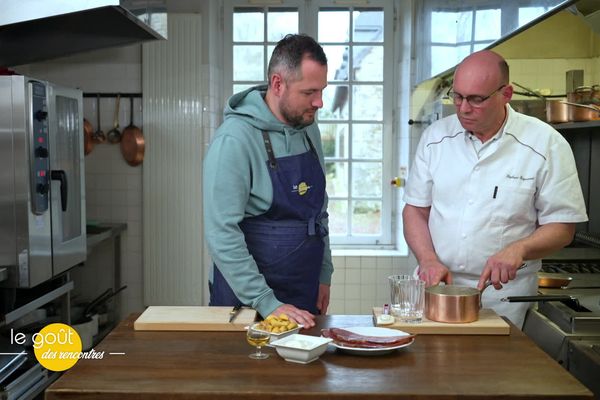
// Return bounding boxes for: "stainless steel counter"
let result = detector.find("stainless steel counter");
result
[86,223,127,252]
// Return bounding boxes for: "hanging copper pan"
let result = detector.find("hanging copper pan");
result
[120,96,145,166]
[83,118,94,155]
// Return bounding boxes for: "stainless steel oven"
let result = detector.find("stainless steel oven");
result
[0,75,86,288]
[523,232,600,399]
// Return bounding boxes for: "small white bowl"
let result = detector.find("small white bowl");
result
[270,334,333,364]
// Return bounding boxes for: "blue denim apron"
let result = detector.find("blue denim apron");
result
[210,130,327,314]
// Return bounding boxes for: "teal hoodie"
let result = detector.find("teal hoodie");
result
[203,85,333,318]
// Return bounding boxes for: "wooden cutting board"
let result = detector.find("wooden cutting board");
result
[134,306,257,331]
[372,307,510,335]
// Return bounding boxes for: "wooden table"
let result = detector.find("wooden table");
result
[45,314,593,399]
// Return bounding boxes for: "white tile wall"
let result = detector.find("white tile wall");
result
[328,255,413,315]
[15,44,145,318]
[141,13,206,305]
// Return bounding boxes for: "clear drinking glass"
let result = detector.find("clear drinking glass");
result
[388,274,411,317]
[398,279,426,323]
[246,323,270,359]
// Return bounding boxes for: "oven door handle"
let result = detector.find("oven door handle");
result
[50,170,68,212]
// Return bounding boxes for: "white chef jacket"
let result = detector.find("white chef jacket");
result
[404,104,588,328]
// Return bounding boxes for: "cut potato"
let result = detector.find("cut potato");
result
[256,313,298,333]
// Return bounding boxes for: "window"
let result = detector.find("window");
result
[227,1,394,247]
[430,6,501,77]
[231,6,300,93]
[416,0,566,82]
[518,6,553,26]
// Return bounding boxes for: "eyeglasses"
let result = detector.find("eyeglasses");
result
[447,85,506,108]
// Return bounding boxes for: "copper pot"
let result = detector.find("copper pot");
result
[83,118,94,155]
[538,273,572,288]
[567,87,596,121]
[563,100,600,122]
[120,97,145,166]
[591,84,600,103]
[545,99,568,123]
[425,285,481,323]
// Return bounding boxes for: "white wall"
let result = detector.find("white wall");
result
[141,13,208,305]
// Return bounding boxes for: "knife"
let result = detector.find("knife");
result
[229,304,242,323]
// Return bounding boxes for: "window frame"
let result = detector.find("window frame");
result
[416,0,561,82]
[225,0,396,248]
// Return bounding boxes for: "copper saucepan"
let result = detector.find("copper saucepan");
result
[538,273,572,288]
[120,96,145,166]
[425,264,528,323]
[83,118,94,155]
[562,100,600,121]
[565,86,600,121]
[425,285,482,323]
[545,99,569,124]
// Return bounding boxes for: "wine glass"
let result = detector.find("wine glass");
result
[246,323,270,359]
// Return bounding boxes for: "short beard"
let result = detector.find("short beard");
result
[280,104,314,128]
[279,89,315,128]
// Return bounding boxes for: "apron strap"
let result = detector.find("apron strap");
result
[261,131,277,169]
[309,212,329,237]
[261,130,319,170]
[305,133,318,158]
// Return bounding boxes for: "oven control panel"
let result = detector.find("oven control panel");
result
[29,80,49,215]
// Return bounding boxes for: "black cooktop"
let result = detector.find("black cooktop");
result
[542,262,600,274]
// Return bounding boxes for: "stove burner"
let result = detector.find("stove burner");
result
[541,262,600,274]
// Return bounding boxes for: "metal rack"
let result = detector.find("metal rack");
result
[0,280,73,327]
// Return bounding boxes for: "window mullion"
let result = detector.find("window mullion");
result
[263,6,268,81]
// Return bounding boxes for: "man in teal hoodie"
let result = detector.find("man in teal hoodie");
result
[203,34,333,328]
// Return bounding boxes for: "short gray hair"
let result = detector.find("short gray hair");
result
[267,34,327,84]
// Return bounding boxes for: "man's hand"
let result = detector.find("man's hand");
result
[272,304,316,328]
[477,245,524,290]
[478,223,575,290]
[403,204,449,287]
[417,260,452,287]
[317,284,330,315]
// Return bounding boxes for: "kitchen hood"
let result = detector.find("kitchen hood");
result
[0,0,167,67]
[579,0,600,36]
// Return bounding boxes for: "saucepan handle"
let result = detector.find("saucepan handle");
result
[500,295,575,303]
[481,263,527,292]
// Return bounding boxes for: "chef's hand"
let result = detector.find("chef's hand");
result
[478,247,524,290]
[317,284,330,315]
[273,304,316,328]
[418,260,453,287]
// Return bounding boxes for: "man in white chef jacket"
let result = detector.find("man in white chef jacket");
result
[402,50,588,328]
